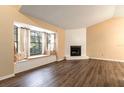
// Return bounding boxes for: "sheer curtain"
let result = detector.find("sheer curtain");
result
[43,32,49,55]
[43,33,56,55]
[50,33,56,55]
[14,27,29,62]
[48,33,56,55]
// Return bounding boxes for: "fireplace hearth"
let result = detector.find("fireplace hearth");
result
[70,46,81,56]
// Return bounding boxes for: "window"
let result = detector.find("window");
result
[14,26,18,53]
[48,33,55,51]
[14,24,56,62]
[30,31,43,56]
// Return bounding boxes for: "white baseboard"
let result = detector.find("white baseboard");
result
[66,56,89,60]
[57,57,64,61]
[90,57,124,63]
[0,74,15,81]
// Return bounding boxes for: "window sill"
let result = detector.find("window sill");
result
[15,55,54,64]
[28,55,50,60]
[14,60,27,64]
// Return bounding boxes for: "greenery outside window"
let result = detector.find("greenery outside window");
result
[30,31,43,56]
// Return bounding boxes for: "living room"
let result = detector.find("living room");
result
[1,1,124,92]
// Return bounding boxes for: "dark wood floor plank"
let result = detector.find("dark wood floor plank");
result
[0,59,124,87]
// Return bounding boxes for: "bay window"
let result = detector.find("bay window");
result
[14,24,56,62]
[47,33,55,51]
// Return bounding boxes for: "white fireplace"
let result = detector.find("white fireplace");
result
[65,28,89,60]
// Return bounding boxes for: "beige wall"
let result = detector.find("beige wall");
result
[0,6,65,77]
[87,17,124,60]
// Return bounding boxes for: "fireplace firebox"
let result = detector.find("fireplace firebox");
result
[70,46,81,56]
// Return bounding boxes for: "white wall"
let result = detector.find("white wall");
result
[15,55,56,73]
[65,28,88,60]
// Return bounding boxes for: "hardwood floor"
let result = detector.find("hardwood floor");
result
[1,59,124,87]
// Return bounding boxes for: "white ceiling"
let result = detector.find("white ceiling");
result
[20,5,116,29]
